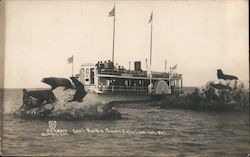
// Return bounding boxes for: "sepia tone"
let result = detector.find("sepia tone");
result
[0,0,249,156]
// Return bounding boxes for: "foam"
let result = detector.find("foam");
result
[14,87,121,120]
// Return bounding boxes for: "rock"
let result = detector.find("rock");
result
[199,79,248,104]
[159,79,249,112]
[44,103,54,111]
[14,87,121,120]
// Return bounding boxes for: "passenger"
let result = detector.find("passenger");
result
[110,61,114,69]
[121,66,126,73]
[100,61,104,69]
[95,61,100,68]
[104,61,109,69]
[107,60,112,69]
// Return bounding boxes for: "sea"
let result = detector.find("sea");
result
[0,88,249,156]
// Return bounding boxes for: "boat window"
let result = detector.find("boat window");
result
[86,69,89,74]
[86,79,89,82]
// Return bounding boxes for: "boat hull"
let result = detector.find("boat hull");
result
[84,85,166,102]
[96,93,153,102]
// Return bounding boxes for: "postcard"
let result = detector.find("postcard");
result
[0,0,249,156]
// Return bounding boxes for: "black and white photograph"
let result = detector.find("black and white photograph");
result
[0,0,249,156]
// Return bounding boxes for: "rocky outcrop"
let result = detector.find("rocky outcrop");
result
[14,87,121,120]
[199,80,249,105]
[159,80,249,112]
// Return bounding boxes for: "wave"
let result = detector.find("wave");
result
[13,87,121,120]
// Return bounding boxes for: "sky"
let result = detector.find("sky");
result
[3,0,249,88]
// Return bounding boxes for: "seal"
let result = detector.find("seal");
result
[23,89,56,108]
[217,69,238,80]
[22,91,39,109]
[69,76,86,102]
[41,77,73,90]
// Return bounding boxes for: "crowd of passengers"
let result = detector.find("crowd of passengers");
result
[95,60,126,73]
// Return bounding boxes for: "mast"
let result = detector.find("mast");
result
[150,12,153,69]
[149,12,153,89]
[72,55,74,77]
[109,5,116,64]
[165,60,167,71]
[112,7,116,64]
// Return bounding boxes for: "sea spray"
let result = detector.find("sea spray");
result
[14,87,121,120]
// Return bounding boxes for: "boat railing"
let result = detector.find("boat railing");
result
[98,68,148,77]
[98,85,148,95]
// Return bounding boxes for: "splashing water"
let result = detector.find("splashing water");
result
[13,87,121,120]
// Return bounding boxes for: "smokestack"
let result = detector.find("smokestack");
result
[134,61,141,71]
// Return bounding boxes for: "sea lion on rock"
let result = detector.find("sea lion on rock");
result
[217,69,238,80]
[69,76,86,102]
[41,77,73,90]
[22,89,56,108]
[22,92,40,109]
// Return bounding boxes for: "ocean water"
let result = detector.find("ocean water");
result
[1,88,249,156]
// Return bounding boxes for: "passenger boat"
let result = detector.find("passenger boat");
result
[75,7,183,102]
[76,61,183,101]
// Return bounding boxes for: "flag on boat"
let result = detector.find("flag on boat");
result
[67,56,73,64]
[148,12,153,23]
[108,6,115,17]
[172,64,177,69]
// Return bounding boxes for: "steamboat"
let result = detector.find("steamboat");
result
[75,7,183,101]
[77,61,183,101]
